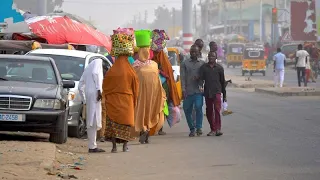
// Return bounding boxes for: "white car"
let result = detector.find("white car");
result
[26,49,112,138]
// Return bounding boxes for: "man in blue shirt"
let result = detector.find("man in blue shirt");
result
[273,48,286,87]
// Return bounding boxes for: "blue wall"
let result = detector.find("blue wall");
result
[0,0,24,23]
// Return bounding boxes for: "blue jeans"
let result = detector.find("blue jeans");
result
[183,93,204,131]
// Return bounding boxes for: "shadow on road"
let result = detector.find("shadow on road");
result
[0,132,48,142]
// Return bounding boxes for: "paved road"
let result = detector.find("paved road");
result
[224,65,320,88]
[61,89,319,180]
[1,89,320,180]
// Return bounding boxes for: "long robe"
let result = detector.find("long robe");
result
[78,59,104,130]
[133,60,166,135]
[153,50,181,106]
[102,56,139,127]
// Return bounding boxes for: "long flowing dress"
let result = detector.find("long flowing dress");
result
[102,56,139,143]
[133,48,166,136]
[153,50,181,106]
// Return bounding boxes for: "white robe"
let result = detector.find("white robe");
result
[78,59,103,130]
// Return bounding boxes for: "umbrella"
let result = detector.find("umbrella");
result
[25,15,111,52]
[47,11,96,29]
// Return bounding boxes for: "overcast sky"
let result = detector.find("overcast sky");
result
[62,0,200,34]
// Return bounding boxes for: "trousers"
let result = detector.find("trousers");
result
[205,94,222,132]
[297,67,307,87]
[183,93,203,131]
[274,69,285,87]
[87,116,97,149]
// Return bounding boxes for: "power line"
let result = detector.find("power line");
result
[63,0,181,5]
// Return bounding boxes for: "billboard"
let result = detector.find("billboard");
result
[316,0,320,40]
[290,0,317,41]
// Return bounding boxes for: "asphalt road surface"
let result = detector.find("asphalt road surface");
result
[1,89,320,180]
[224,65,320,88]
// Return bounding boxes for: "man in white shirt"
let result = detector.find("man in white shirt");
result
[295,44,309,87]
[78,59,109,153]
[273,48,286,87]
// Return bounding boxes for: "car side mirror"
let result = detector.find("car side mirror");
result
[63,80,75,89]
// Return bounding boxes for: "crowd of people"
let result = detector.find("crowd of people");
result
[78,29,228,153]
[272,43,319,88]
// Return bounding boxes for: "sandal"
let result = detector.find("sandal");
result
[139,131,148,144]
[111,148,117,153]
[88,148,106,153]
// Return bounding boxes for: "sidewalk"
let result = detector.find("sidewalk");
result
[226,75,276,88]
[0,141,56,180]
[255,87,320,96]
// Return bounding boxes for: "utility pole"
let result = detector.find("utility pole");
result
[194,5,197,37]
[239,0,243,34]
[37,0,47,15]
[182,0,193,52]
[172,8,176,37]
[144,10,148,24]
[260,0,263,42]
[223,0,227,34]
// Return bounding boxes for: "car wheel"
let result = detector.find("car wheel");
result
[68,116,86,138]
[49,112,68,144]
[233,65,236,68]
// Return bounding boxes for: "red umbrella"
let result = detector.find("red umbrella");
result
[25,15,111,52]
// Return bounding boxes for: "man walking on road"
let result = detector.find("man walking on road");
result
[273,48,286,87]
[195,39,204,58]
[78,59,108,153]
[200,51,226,136]
[181,45,205,137]
[295,44,309,87]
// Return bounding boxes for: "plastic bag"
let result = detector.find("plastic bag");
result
[166,102,181,128]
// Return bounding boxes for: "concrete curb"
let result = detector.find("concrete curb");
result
[229,83,275,88]
[255,87,320,96]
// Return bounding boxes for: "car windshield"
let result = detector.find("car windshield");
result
[29,54,85,81]
[168,51,178,66]
[0,58,57,84]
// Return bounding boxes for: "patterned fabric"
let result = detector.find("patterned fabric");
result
[113,27,134,36]
[105,116,134,143]
[111,33,134,57]
[132,59,153,68]
[151,29,169,52]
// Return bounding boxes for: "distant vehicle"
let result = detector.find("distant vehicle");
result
[26,49,112,138]
[281,43,299,65]
[0,55,75,144]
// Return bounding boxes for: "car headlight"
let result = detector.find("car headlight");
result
[68,92,76,101]
[34,99,61,109]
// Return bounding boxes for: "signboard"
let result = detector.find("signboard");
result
[281,31,293,42]
[290,0,317,41]
[316,0,320,41]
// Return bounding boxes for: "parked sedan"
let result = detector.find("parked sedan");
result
[26,49,112,138]
[0,55,75,144]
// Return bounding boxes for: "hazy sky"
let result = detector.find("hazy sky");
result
[62,0,200,34]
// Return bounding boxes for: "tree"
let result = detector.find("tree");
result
[13,0,63,13]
